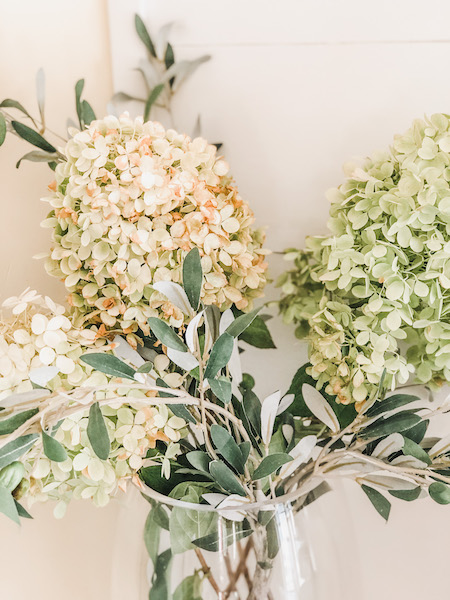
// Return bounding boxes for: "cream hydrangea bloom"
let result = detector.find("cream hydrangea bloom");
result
[0,290,187,514]
[42,114,268,335]
[280,113,450,406]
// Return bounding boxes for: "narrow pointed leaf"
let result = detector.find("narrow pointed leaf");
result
[42,431,67,463]
[80,353,136,380]
[148,318,188,352]
[260,391,281,445]
[209,377,232,404]
[0,409,38,435]
[0,434,38,470]
[239,315,276,348]
[389,487,421,502]
[75,79,84,127]
[0,486,20,524]
[403,437,431,465]
[209,460,246,496]
[361,484,391,521]
[135,14,157,57]
[360,412,422,440]
[81,100,96,125]
[253,453,293,480]
[302,384,340,433]
[87,402,110,460]
[152,281,192,315]
[0,112,6,146]
[225,307,261,338]
[183,248,203,311]
[210,425,245,474]
[11,121,56,153]
[368,394,420,417]
[144,83,164,121]
[204,333,234,380]
[15,500,32,519]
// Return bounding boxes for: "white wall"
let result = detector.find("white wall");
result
[2,1,450,598]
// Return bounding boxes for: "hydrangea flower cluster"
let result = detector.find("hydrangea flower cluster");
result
[279,113,450,406]
[42,114,268,334]
[0,290,186,515]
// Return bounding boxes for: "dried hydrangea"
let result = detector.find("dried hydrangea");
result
[279,113,450,405]
[42,114,268,335]
[0,290,187,515]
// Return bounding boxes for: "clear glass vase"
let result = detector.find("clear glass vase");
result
[143,495,331,599]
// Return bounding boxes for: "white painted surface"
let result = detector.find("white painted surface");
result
[1,1,450,598]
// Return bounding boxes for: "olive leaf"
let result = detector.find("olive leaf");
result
[0,409,38,436]
[204,333,234,380]
[87,403,110,460]
[42,431,67,463]
[148,317,188,352]
[80,353,136,380]
[210,425,246,474]
[361,484,391,521]
[302,384,340,433]
[253,453,293,480]
[0,486,20,525]
[0,112,6,146]
[209,377,232,404]
[183,247,203,311]
[209,460,246,496]
[144,83,164,121]
[225,307,261,338]
[135,14,157,58]
[11,121,56,153]
[0,434,38,470]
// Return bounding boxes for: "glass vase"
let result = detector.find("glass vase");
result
[143,494,333,599]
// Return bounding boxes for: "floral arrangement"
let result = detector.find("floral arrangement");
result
[279,113,450,406]
[42,114,267,336]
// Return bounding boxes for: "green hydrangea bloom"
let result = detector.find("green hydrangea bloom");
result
[279,113,450,405]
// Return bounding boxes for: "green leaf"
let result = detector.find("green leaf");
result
[144,83,164,122]
[0,409,38,435]
[0,462,25,492]
[144,508,161,566]
[210,425,245,474]
[239,441,251,464]
[403,437,431,465]
[42,431,67,463]
[80,353,136,380]
[75,79,84,128]
[242,389,262,437]
[15,500,32,519]
[429,482,450,505]
[192,522,252,552]
[183,248,203,311]
[169,403,196,424]
[87,403,110,460]
[204,333,234,380]
[209,376,232,404]
[360,412,422,440]
[0,112,6,146]
[173,573,202,600]
[81,100,96,126]
[0,434,38,470]
[209,460,246,496]
[239,315,276,349]
[169,503,217,554]
[11,121,56,153]
[149,549,172,600]
[403,419,429,444]
[186,451,212,472]
[165,43,176,88]
[135,14,157,57]
[136,362,154,373]
[148,318,188,352]
[0,99,35,124]
[15,150,58,169]
[140,466,186,496]
[0,486,19,524]
[367,394,419,417]
[225,307,261,338]
[361,484,391,521]
[389,487,421,502]
[266,514,280,559]
[253,453,293,480]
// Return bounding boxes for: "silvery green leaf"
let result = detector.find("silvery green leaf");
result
[253,453,293,480]
[0,486,20,525]
[0,112,6,146]
[361,484,391,521]
[1,389,50,409]
[0,435,38,470]
[429,482,450,505]
[152,281,193,316]
[0,409,38,436]
[135,14,157,58]
[183,248,203,311]
[29,366,58,387]
[185,311,204,354]
[144,83,164,121]
[35,68,45,123]
[277,393,294,416]
[148,318,188,352]
[87,402,110,460]
[209,461,246,496]
[204,333,234,380]
[302,384,339,433]
[361,473,418,492]
[390,455,427,469]
[15,150,58,169]
[403,437,431,465]
[260,391,281,445]
[209,377,232,404]
[167,347,199,371]
[112,335,145,367]
[80,353,136,380]
[0,462,25,492]
[42,431,67,463]
[371,433,404,459]
[279,435,317,478]
[11,121,56,153]
[219,309,234,334]
[429,434,450,458]
[210,425,245,474]
[225,307,261,338]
